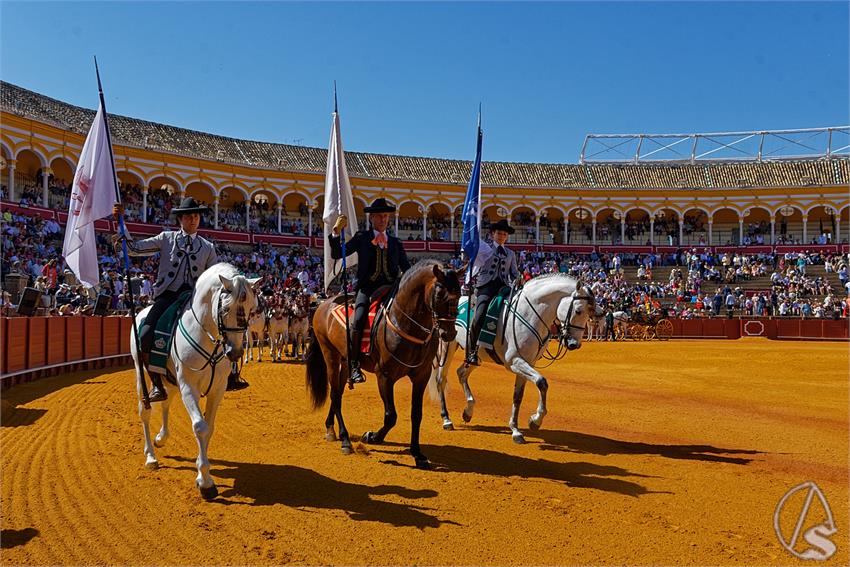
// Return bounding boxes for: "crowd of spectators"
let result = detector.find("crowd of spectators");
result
[3,206,849,320]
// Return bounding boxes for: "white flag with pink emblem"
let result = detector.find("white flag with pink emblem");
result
[62,102,117,288]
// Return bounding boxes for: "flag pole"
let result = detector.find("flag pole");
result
[334,82,354,387]
[465,108,481,364]
[95,57,150,408]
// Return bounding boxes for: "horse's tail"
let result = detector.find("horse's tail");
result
[305,327,328,409]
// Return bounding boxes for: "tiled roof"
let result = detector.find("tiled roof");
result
[2,81,847,189]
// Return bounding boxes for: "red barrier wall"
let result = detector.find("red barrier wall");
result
[47,316,66,365]
[6,318,28,373]
[120,318,133,353]
[102,317,120,356]
[84,317,102,359]
[66,317,83,361]
[26,317,47,369]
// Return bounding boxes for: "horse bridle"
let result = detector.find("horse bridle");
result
[382,278,458,368]
[175,286,250,396]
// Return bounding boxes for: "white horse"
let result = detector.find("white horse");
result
[131,263,259,499]
[267,304,290,363]
[429,274,598,443]
[286,292,311,361]
[243,310,268,363]
[612,310,630,339]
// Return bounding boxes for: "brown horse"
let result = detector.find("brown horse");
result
[306,261,461,468]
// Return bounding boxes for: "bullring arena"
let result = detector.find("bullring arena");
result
[1,341,847,565]
[2,75,850,567]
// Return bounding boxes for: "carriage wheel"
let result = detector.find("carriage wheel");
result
[627,323,640,340]
[655,319,673,341]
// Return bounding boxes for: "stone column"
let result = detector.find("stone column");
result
[835,215,840,244]
[620,217,625,244]
[142,190,148,222]
[245,203,250,231]
[42,167,50,207]
[450,214,454,241]
[214,198,220,229]
[7,160,15,202]
[707,222,713,246]
[277,203,283,233]
[395,211,399,235]
[738,219,744,245]
[307,204,313,238]
[592,220,597,246]
[649,219,654,245]
[802,216,808,244]
[678,220,684,246]
[422,212,428,241]
[564,219,569,244]
[535,216,541,242]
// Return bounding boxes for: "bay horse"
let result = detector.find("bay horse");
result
[428,273,599,443]
[267,298,289,363]
[132,263,259,498]
[306,261,461,468]
[243,309,268,363]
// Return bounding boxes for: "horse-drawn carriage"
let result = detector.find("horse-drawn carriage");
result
[617,308,673,341]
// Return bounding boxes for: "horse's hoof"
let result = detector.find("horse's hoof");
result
[325,430,338,442]
[362,431,376,444]
[512,433,526,444]
[341,444,353,455]
[145,460,159,470]
[528,418,541,431]
[199,484,218,500]
[462,411,472,423]
[414,457,431,470]
[443,422,455,431]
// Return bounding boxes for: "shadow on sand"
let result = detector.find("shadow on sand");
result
[166,455,456,529]
[372,443,661,497]
[0,527,39,549]
[465,425,762,465]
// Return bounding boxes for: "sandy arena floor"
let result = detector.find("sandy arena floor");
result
[1,339,847,566]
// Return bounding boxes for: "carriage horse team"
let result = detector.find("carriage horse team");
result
[118,197,600,498]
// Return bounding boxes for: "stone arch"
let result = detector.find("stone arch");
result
[13,148,45,190]
[682,207,710,246]
[395,200,422,238]
[48,156,75,186]
[539,206,566,244]
[651,207,679,245]
[427,202,452,242]
[565,205,593,244]
[623,206,652,244]
[806,204,837,244]
[509,205,537,244]
[595,207,623,244]
[15,146,48,168]
[772,204,804,245]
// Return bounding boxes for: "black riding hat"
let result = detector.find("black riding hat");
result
[489,219,515,234]
[171,197,209,215]
[363,198,396,213]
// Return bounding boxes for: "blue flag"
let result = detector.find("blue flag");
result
[461,116,483,266]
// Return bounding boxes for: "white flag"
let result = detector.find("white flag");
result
[322,111,358,292]
[62,103,117,288]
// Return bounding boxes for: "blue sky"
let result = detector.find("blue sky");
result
[1,1,847,163]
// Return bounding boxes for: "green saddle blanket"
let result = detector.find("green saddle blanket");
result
[457,286,510,349]
[143,290,192,374]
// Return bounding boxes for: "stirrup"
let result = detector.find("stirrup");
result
[465,351,480,366]
[348,363,366,386]
[147,379,168,403]
[227,372,249,391]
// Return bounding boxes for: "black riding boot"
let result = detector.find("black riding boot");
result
[348,328,366,386]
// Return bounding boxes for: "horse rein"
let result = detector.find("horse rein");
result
[174,285,250,396]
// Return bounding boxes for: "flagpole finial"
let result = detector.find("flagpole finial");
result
[94,56,104,94]
[334,81,338,114]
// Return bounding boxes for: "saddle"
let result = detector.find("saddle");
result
[143,290,192,375]
[456,286,511,349]
[330,286,392,353]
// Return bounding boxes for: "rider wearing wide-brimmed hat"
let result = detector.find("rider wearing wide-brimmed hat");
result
[467,218,519,365]
[114,196,219,402]
[329,197,411,385]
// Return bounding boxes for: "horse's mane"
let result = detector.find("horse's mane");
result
[525,272,580,290]
[196,262,247,295]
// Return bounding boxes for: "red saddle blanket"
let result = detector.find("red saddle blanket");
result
[330,287,391,353]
